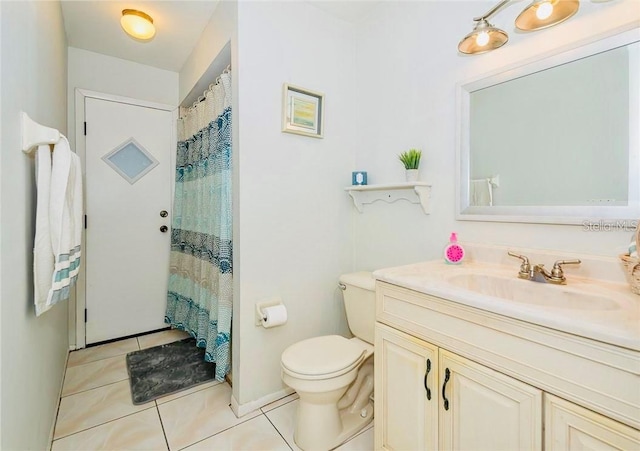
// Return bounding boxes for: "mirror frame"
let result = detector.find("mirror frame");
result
[456,25,640,225]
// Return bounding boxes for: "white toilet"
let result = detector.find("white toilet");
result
[281,271,376,451]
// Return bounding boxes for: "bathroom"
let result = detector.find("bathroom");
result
[1,0,638,449]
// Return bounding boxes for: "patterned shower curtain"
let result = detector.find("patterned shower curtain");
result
[165,71,232,381]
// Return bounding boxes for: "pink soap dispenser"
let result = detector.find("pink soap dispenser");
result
[444,232,465,264]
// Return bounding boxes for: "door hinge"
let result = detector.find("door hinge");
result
[84,215,87,229]
[84,308,88,323]
[84,122,87,135]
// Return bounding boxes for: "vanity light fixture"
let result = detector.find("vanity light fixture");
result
[458,18,509,55]
[458,0,580,55]
[121,9,156,41]
[515,0,580,31]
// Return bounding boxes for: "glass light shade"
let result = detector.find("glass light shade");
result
[476,31,490,47]
[536,1,554,19]
[121,9,156,41]
[458,20,508,55]
[515,0,579,31]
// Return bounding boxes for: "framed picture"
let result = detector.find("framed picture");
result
[282,83,324,138]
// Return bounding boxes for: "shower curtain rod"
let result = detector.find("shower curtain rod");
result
[191,64,231,108]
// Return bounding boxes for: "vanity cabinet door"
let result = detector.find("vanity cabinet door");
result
[439,349,543,451]
[375,323,438,451]
[545,393,640,450]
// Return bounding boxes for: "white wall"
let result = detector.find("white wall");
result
[0,1,68,449]
[67,47,179,150]
[178,0,235,105]
[234,0,357,407]
[0,5,4,446]
[353,0,640,271]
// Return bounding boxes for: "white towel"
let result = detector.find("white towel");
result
[34,136,83,316]
[34,145,54,315]
[470,178,493,206]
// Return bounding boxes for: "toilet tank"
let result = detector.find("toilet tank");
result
[340,271,376,344]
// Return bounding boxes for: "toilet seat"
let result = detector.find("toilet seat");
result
[281,335,366,380]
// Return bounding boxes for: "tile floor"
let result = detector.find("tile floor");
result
[51,329,374,450]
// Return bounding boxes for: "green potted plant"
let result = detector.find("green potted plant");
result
[398,148,422,182]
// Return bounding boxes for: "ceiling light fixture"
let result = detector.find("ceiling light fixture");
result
[458,0,580,55]
[121,9,156,41]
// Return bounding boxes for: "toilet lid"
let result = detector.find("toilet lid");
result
[281,335,365,377]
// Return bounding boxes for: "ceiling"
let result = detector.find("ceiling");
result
[61,1,380,73]
[61,1,220,72]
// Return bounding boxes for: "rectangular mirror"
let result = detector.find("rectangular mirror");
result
[457,27,640,225]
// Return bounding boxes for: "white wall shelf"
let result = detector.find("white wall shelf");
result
[345,182,432,214]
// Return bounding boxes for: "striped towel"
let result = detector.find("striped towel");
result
[34,136,83,316]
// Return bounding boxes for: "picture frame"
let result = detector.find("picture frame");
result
[282,83,324,139]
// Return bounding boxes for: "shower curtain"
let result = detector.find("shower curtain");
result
[165,71,232,381]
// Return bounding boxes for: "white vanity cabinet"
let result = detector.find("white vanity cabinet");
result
[374,281,640,451]
[545,394,640,450]
[375,324,438,450]
[375,323,542,451]
[439,348,542,450]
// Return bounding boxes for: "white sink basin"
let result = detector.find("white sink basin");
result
[373,257,640,350]
[444,272,622,311]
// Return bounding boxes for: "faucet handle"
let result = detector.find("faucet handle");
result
[550,259,581,281]
[508,252,531,279]
[508,251,529,263]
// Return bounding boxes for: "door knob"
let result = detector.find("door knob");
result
[160,225,168,233]
[160,210,168,218]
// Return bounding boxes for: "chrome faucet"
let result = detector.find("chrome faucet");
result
[508,251,581,285]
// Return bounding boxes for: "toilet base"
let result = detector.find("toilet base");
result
[334,400,374,448]
[294,400,373,451]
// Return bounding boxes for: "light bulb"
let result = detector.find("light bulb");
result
[476,31,490,47]
[536,1,554,20]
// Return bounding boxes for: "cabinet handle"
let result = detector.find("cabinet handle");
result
[424,359,432,400]
[442,368,451,411]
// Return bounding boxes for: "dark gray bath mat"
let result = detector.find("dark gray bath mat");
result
[126,337,216,404]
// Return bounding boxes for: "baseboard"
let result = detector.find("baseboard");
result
[47,349,70,450]
[231,387,295,417]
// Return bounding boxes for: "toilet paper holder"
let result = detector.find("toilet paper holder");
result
[255,299,284,326]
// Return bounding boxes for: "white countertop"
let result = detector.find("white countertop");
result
[373,259,640,351]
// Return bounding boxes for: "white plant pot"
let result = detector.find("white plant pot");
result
[405,169,419,182]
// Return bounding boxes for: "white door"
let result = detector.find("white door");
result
[439,349,543,451]
[375,324,439,451]
[84,97,173,344]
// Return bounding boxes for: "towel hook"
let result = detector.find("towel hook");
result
[21,112,60,155]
